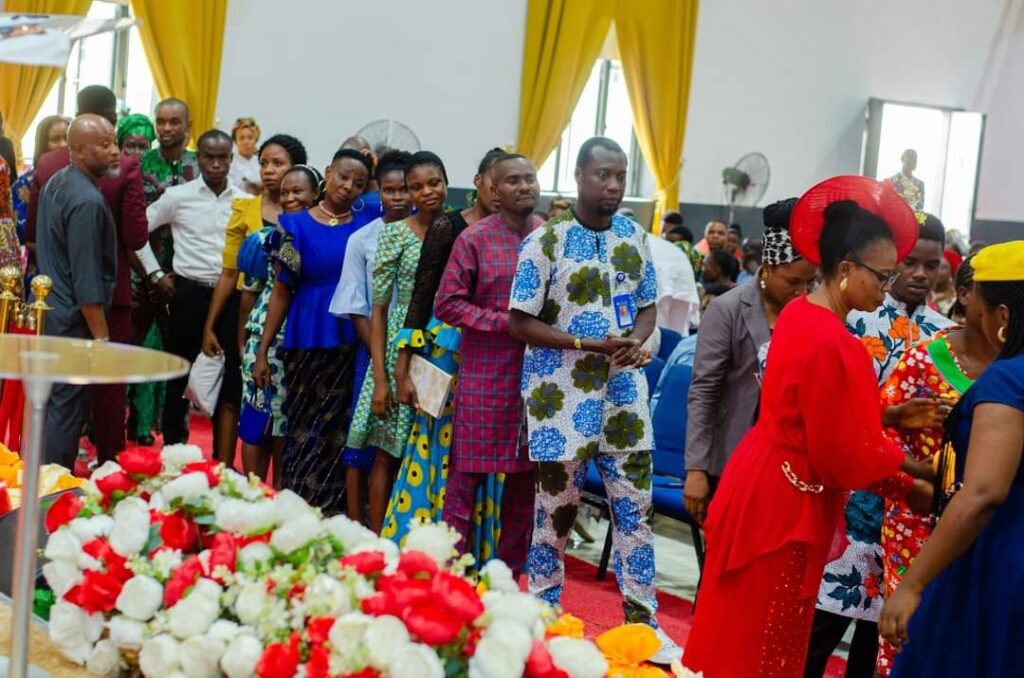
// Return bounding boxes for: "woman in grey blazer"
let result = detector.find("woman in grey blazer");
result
[684,199,818,523]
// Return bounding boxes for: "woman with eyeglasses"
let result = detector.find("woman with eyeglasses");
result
[683,176,935,678]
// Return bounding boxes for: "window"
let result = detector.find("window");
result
[537,59,645,197]
[21,0,157,163]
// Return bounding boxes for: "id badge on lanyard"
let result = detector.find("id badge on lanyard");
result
[611,271,635,330]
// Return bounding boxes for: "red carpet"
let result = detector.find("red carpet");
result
[81,414,848,676]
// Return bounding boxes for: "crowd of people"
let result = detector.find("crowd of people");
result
[1,83,1022,676]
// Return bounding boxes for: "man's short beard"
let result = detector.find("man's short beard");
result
[596,204,616,217]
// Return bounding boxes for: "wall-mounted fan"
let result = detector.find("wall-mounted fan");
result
[355,119,422,155]
[721,152,770,222]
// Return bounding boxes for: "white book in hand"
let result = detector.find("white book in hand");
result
[408,354,453,419]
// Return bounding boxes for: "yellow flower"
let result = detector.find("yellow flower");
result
[597,624,665,677]
[546,613,585,639]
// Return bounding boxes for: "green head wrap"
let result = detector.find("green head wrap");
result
[116,113,155,147]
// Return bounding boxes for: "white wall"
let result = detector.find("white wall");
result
[215,0,527,186]
[678,0,1015,221]
[214,0,1024,223]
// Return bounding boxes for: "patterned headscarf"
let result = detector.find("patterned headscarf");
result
[761,197,801,266]
[116,113,155,146]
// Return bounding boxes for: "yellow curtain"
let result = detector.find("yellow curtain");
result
[614,0,700,232]
[517,0,613,166]
[0,0,93,163]
[129,0,228,135]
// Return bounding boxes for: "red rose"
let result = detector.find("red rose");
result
[464,628,482,657]
[45,491,83,533]
[397,550,438,578]
[81,538,132,582]
[117,449,163,477]
[207,532,237,581]
[164,555,204,607]
[305,645,330,678]
[65,569,124,613]
[360,593,395,617]
[340,550,387,577]
[95,471,138,505]
[402,600,464,646]
[256,634,300,678]
[182,459,220,487]
[306,616,335,646]
[525,640,570,678]
[379,573,432,609]
[432,571,484,624]
[158,511,199,552]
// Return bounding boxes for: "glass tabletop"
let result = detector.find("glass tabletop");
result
[0,335,189,384]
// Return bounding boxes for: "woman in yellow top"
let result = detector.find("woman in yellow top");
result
[201,134,306,465]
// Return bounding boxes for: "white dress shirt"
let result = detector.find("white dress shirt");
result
[229,153,260,194]
[648,234,701,334]
[137,178,236,285]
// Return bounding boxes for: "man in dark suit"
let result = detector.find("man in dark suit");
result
[35,114,121,466]
[27,85,149,463]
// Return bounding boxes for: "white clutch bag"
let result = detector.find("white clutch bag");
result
[408,354,453,419]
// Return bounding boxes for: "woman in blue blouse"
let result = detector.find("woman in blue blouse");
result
[253,149,374,513]
[881,241,1024,677]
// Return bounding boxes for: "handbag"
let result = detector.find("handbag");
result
[238,387,273,445]
[184,352,224,416]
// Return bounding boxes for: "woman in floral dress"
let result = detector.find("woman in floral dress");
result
[238,165,320,486]
[875,259,998,675]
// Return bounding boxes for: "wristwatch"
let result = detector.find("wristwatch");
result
[573,337,582,350]
[148,270,166,285]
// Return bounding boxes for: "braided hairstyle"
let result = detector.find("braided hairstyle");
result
[948,255,975,322]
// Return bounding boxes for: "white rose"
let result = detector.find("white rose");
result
[180,635,226,678]
[484,619,532,659]
[69,515,114,544]
[469,635,528,678]
[483,592,543,632]
[207,619,241,644]
[148,490,168,512]
[42,559,82,598]
[161,472,210,504]
[191,577,223,601]
[270,512,323,554]
[547,637,608,678]
[44,527,82,562]
[305,573,350,617]
[161,444,204,468]
[323,514,375,552]
[109,497,151,557]
[365,615,410,669]
[108,615,145,649]
[220,634,262,678]
[328,612,372,654]
[233,581,270,626]
[90,460,122,481]
[402,522,459,565]
[480,560,518,594]
[388,643,445,678]
[49,601,104,665]
[116,575,164,621]
[168,588,220,639]
[272,489,313,522]
[216,498,277,536]
[139,634,181,677]
[237,541,274,570]
[86,639,122,677]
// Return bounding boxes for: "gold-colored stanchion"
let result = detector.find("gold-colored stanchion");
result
[0,267,19,334]
[26,276,52,337]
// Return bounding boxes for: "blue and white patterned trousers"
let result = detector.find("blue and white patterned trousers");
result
[526,449,659,625]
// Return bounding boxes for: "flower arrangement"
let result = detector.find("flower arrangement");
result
[41,445,611,678]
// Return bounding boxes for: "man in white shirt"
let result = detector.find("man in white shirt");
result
[648,233,700,334]
[137,129,237,449]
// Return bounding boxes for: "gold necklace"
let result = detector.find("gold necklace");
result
[318,201,351,226]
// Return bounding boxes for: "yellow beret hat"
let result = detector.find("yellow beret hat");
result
[972,240,1024,282]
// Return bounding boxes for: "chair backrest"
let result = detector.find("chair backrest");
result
[657,327,683,362]
[643,357,665,398]
[651,362,692,478]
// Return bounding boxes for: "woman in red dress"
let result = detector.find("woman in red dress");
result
[683,176,932,677]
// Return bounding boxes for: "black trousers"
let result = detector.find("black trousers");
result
[804,609,878,678]
[162,278,242,445]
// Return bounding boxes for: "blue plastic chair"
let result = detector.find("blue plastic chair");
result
[657,327,683,362]
[581,363,705,582]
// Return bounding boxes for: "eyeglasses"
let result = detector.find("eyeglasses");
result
[850,260,899,289]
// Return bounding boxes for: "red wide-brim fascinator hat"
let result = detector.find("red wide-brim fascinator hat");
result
[790,175,919,267]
